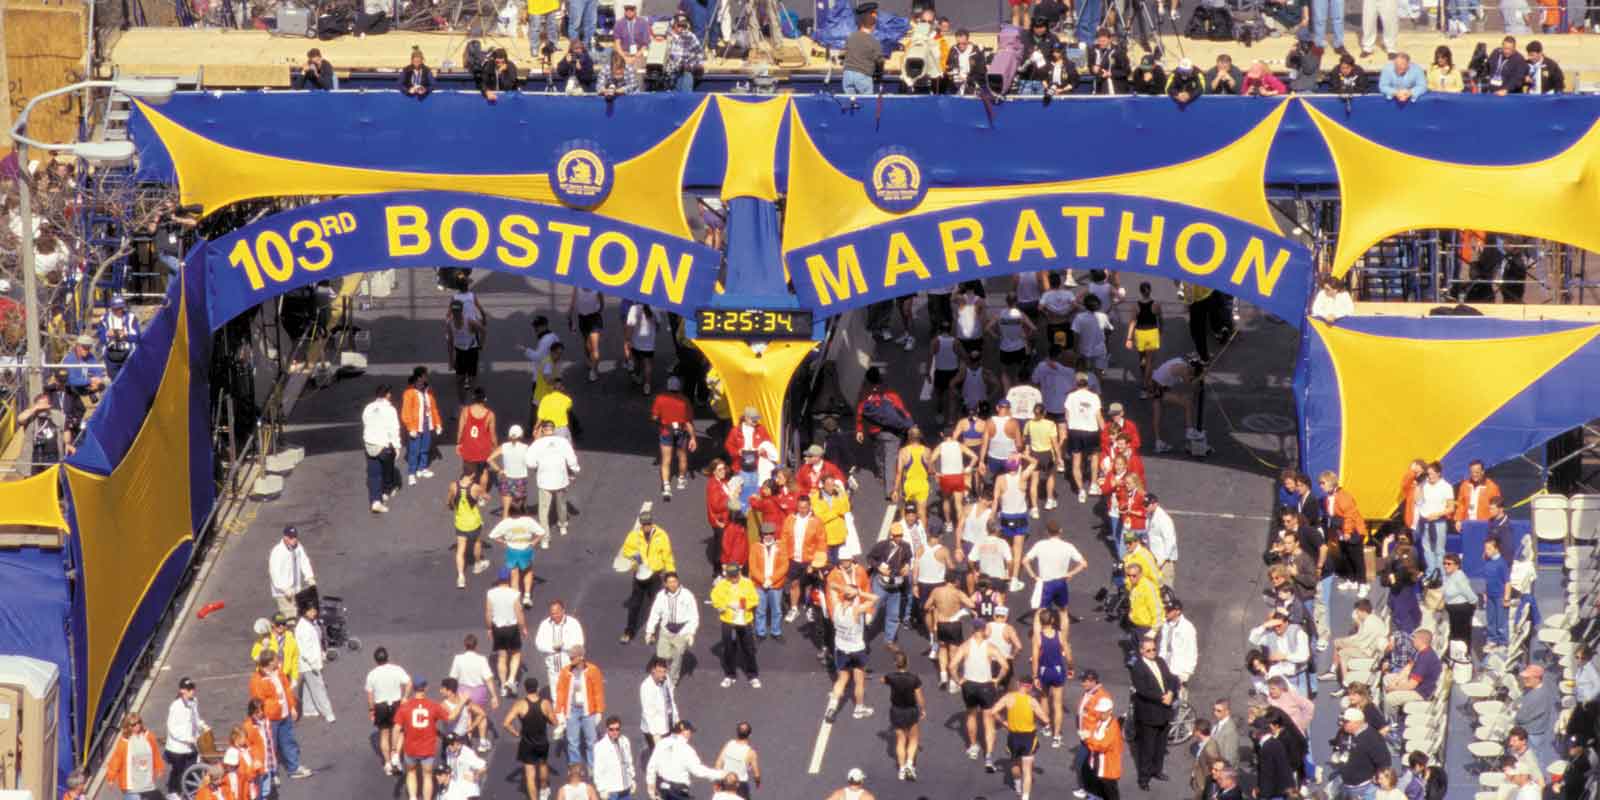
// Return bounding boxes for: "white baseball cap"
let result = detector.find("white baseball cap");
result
[508,424,524,439]
[846,767,865,784]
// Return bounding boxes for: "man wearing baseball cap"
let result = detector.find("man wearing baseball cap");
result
[1337,705,1392,795]
[268,525,317,619]
[824,767,874,800]
[63,333,105,396]
[650,375,696,500]
[162,677,208,800]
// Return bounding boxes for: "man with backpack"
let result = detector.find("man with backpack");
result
[855,367,913,501]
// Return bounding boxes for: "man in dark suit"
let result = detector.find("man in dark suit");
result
[1188,718,1224,800]
[1256,715,1296,800]
[1130,635,1178,790]
[1086,28,1131,94]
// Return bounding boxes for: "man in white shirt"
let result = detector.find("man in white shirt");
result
[534,600,585,691]
[1144,495,1178,586]
[268,526,316,620]
[364,647,411,775]
[644,572,699,686]
[624,303,662,395]
[1323,598,1389,683]
[362,384,404,513]
[485,569,528,698]
[645,721,724,800]
[1247,611,1312,696]
[1022,520,1087,615]
[1415,460,1454,580]
[442,734,485,799]
[1063,374,1103,503]
[163,677,207,800]
[490,425,532,520]
[638,657,679,760]
[594,714,638,799]
[525,420,580,538]
[294,605,336,722]
[1158,601,1198,685]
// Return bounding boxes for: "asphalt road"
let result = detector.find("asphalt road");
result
[116,267,1303,800]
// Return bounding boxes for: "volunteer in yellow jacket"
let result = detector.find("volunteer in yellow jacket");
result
[619,509,675,644]
[1125,563,1164,665]
[251,614,302,687]
[812,477,853,563]
[711,563,762,688]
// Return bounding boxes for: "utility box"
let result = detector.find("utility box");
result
[0,656,59,800]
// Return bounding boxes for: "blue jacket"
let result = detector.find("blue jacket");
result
[1378,62,1427,99]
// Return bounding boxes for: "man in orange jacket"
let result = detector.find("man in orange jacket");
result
[782,496,827,624]
[1078,669,1124,800]
[249,650,311,779]
[554,645,606,769]
[1455,459,1502,523]
[401,366,445,482]
[749,524,791,640]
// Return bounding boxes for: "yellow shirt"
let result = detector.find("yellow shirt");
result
[1024,418,1055,453]
[619,526,675,575]
[250,633,301,685]
[537,391,573,428]
[527,0,558,16]
[813,490,852,547]
[1128,576,1164,628]
[1006,691,1037,733]
[710,577,760,625]
[1126,546,1160,587]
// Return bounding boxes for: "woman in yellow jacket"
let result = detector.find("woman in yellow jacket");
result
[618,511,675,643]
[812,477,853,561]
[1426,45,1464,92]
[250,615,301,686]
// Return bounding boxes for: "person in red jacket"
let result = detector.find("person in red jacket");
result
[705,459,733,572]
[725,406,774,463]
[795,443,847,496]
[722,507,752,570]
[1098,402,1141,457]
[856,367,912,499]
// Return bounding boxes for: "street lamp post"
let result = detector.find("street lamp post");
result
[10,78,176,400]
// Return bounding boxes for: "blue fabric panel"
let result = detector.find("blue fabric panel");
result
[1266,98,1334,187]
[1300,94,1599,165]
[64,279,183,475]
[1295,323,1342,488]
[0,548,78,782]
[719,198,793,307]
[184,259,216,535]
[1441,332,1600,479]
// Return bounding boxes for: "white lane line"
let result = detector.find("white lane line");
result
[877,505,897,545]
[808,720,833,774]
[1165,509,1273,522]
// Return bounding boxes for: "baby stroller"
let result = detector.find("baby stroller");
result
[318,594,362,661]
[985,24,1025,94]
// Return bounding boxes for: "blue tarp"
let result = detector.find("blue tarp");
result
[764,0,906,55]
[0,548,76,781]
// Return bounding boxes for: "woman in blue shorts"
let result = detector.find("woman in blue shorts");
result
[1030,608,1071,748]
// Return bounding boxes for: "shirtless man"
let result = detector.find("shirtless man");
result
[925,574,976,692]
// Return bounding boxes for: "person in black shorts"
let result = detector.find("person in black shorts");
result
[445,299,487,408]
[954,627,1003,771]
[882,652,926,781]
[502,677,554,800]
[989,677,1048,800]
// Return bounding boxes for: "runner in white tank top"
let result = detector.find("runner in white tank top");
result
[450,318,480,350]
[937,439,965,477]
[719,739,752,783]
[998,472,1028,516]
[986,416,1017,461]
[955,294,982,341]
[932,335,960,372]
[961,365,988,412]
[962,636,995,683]
[996,308,1028,354]
[917,538,948,585]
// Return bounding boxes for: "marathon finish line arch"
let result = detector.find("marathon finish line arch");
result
[6,91,1600,785]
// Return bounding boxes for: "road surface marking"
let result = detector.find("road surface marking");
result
[808,719,833,774]
[877,505,896,544]
[1165,509,1272,522]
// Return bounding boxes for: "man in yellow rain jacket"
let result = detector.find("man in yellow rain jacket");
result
[710,563,762,688]
[618,510,675,643]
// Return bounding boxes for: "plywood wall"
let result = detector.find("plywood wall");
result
[1,1,89,152]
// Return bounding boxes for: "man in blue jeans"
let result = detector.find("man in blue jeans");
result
[1483,538,1512,649]
[841,3,881,95]
[665,13,704,92]
[1312,0,1347,53]
[567,0,598,50]
[866,517,915,642]
[1413,461,1453,580]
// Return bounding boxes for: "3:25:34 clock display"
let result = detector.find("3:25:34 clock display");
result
[694,309,814,339]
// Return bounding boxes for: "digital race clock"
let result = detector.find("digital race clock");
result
[694,308,814,339]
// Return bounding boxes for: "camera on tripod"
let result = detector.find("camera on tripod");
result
[901,20,939,91]
[644,20,672,88]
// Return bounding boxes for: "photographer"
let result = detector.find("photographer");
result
[1204,53,1243,95]
[1319,52,1369,93]
[1086,28,1130,94]
[556,40,598,93]
[1017,16,1060,94]
[1241,60,1286,96]
[1284,28,1323,92]
[478,48,520,101]
[399,48,434,99]
[293,48,335,91]
[665,13,706,92]
[1044,48,1080,96]
[599,50,642,97]
[1130,56,1166,95]
[1167,58,1203,103]
[944,29,987,95]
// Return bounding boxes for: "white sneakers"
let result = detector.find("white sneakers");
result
[371,501,389,513]
[852,706,875,719]
[1030,508,1040,519]
[559,523,569,537]
[419,469,434,478]
[1044,498,1058,510]
[1154,440,1174,454]
[408,475,417,486]
[785,608,799,623]
[456,576,466,589]
[750,678,762,688]
[472,559,490,574]
[721,677,736,688]
[676,475,688,490]
[1009,578,1025,592]
[1087,484,1102,497]
[1078,489,1088,503]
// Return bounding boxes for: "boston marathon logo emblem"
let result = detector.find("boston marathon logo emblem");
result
[552,140,613,209]
[866,148,927,213]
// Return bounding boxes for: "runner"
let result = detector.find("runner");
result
[365,648,411,775]
[624,301,662,395]
[952,353,1000,428]
[988,677,1048,800]
[489,424,531,520]
[393,679,448,800]
[984,604,1024,686]
[891,427,933,524]
[953,626,1004,773]
[439,678,489,755]
[448,634,500,728]
[447,467,489,589]
[993,455,1036,592]
[1030,607,1072,748]
[456,388,498,493]
[824,587,877,722]
[650,376,697,500]
[909,518,951,640]
[445,299,487,408]
[953,403,991,490]
[986,292,1036,389]
[1072,293,1115,380]
[485,569,528,697]
[958,496,997,594]
[501,678,555,800]
[881,651,925,781]
[824,767,876,800]
[1064,373,1103,503]
[980,398,1022,490]
[1124,281,1163,396]
[1038,272,1078,353]
[1023,520,1088,618]
[925,572,976,687]
[1023,403,1062,517]
[488,500,544,605]
[568,287,605,382]
[1149,354,1210,455]
[712,722,761,799]
[934,426,973,534]
[928,321,962,423]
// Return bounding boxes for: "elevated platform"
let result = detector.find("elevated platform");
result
[105,25,1600,89]
[1353,301,1600,321]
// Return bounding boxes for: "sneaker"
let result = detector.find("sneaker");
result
[473,559,490,574]
[750,678,762,688]
[1045,498,1058,510]
[853,705,875,719]
[1073,791,1088,799]
[825,705,839,724]
[1318,671,1339,681]
[559,524,569,537]
[540,536,550,550]
[928,645,938,660]
[408,475,417,486]
[720,677,736,688]
[456,576,466,589]
[1009,578,1025,592]
[662,485,672,501]
[967,744,980,760]
[420,469,435,479]
[522,594,533,608]
[903,334,916,351]
[1077,489,1087,503]
[1087,484,1102,496]
[477,738,492,753]
[676,475,688,490]
[619,633,633,644]
[1030,508,1040,520]
[1052,734,1063,748]
[289,767,313,779]
[898,766,908,781]
[984,757,996,773]
[785,608,799,623]
[1316,640,1329,652]
[383,763,397,776]
[906,765,918,780]
[588,367,599,382]
[1154,440,1173,454]
[382,491,393,502]
[371,501,389,513]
